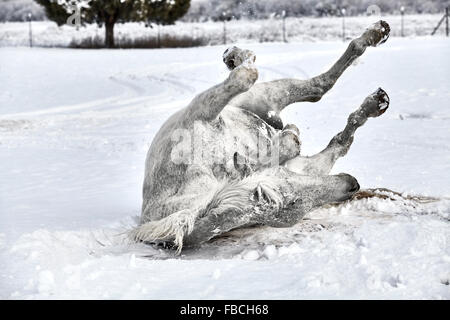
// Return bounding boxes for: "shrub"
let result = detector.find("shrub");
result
[69,34,209,49]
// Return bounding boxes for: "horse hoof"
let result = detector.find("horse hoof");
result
[367,20,390,46]
[374,87,390,116]
[366,87,390,118]
[223,46,256,70]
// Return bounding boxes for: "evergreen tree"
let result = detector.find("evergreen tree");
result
[35,0,190,48]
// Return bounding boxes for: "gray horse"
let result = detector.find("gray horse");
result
[131,21,391,253]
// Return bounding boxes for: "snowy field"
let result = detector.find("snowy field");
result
[0,36,450,299]
[0,14,447,47]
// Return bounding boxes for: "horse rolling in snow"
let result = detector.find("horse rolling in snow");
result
[131,21,391,253]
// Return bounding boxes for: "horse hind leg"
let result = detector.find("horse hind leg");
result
[229,20,390,120]
[184,46,258,124]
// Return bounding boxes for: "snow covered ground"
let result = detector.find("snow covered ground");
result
[0,14,447,47]
[0,36,449,299]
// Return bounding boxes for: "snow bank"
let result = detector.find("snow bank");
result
[5,196,450,299]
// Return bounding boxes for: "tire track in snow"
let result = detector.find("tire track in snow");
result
[0,69,201,133]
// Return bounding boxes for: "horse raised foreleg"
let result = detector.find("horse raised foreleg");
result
[286,88,390,176]
[228,20,390,124]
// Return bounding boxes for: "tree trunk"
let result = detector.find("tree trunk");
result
[105,21,115,48]
[157,24,161,48]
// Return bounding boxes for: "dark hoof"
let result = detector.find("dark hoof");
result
[372,87,390,117]
[363,88,389,118]
[223,46,256,70]
[368,20,390,46]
